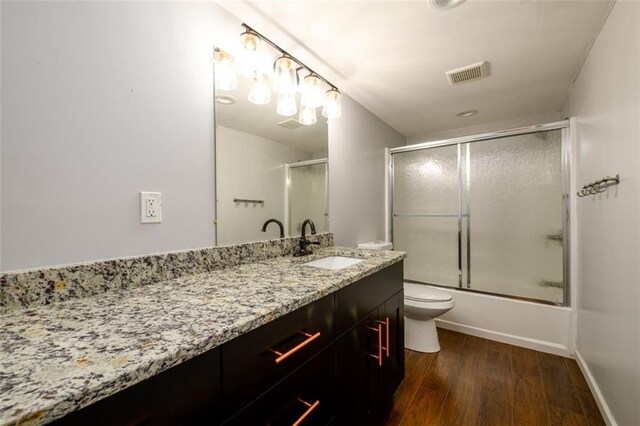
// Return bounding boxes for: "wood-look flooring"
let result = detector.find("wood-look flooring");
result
[385,329,604,426]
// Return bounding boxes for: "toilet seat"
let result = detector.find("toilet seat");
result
[404,283,453,303]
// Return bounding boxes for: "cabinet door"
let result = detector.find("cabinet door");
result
[374,291,405,420]
[334,312,379,426]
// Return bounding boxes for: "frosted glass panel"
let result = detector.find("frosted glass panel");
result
[466,130,563,303]
[393,145,458,214]
[289,163,328,236]
[394,216,459,288]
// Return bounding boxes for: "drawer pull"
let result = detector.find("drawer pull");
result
[377,317,390,358]
[271,331,321,364]
[292,398,320,426]
[368,324,383,367]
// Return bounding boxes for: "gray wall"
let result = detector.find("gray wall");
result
[328,94,405,247]
[562,1,640,424]
[0,2,240,271]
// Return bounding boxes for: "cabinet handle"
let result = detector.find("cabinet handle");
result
[271,331,321,364]
[368,324,383,367]
[292,398,320,426]
[377,317,390,358]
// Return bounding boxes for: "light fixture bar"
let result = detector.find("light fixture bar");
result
[241,23,338,91]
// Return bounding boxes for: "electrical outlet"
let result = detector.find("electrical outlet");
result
[140,192,162,224]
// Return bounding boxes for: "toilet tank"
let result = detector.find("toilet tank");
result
[357,241,393,250]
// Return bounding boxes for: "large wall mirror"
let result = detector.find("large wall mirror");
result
[214,63,329,245]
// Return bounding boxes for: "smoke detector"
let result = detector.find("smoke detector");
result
[431,0,467,10]
[278,118,304,129]
[446,61,490,85]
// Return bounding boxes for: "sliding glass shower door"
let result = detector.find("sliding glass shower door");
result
[391,126,567,305]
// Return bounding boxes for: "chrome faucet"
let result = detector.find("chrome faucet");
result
[294,219,319,257]
[261,218,285,238]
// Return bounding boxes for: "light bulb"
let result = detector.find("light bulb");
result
[322,88,342,119]
[277,93,297,116]
[248,72,271,105]
[274,55,298,94]
[214,49,237,91]
[299,105,317,126]
[300,74,323,108]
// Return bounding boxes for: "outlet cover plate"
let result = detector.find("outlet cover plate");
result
[140,192,162,224]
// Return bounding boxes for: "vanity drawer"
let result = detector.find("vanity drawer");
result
[335,261,403,336]
[222,294,334,416]
[225,343,336,426]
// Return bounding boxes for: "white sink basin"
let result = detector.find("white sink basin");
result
[303,256,365,270]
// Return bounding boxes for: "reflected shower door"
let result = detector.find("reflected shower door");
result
[288,161,328,236]
[393,145,461,288]
[466,130,564,303]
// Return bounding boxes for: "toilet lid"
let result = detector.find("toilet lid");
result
[404,283,453,302]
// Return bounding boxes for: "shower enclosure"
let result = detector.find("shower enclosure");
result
[286,159,329,236]
[390,122,569,305]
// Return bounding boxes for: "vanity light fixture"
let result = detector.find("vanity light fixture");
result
[214,24,342,123]
[248,72,271,105]
[277,93,297,116]
[299,105,318,126]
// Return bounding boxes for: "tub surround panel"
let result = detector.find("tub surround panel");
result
[0,233,334,313]
[0,245,405,426]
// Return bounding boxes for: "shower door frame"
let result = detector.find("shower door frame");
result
[388,120,571,307]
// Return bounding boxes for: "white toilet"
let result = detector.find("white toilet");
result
[356,241,455,353]
[404,283,454,353]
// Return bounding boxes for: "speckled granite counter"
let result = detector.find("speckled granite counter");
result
[0,246,405,426]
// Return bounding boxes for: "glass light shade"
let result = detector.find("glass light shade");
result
[240,30,259,51]
[300,74,323,108]
[214,49,237,91]
[248,72,271,105]
[274,55,298,94]
[299,105,317,125]
[277,93,297,116]
[322,89,342,119]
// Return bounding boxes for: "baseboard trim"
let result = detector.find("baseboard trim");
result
[435,319,572,357]
[574,349,617,426]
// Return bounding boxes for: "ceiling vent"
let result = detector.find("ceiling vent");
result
[278,118,304,130]
[446,61,490,85]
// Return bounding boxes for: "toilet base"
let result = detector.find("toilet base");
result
[405,317,441,353]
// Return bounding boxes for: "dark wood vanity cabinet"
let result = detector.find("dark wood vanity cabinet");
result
[334,291,405,425]
[54,261,404,426]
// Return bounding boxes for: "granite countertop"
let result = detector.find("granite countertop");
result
[0,246,405,426]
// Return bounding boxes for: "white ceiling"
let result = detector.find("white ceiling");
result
[218,0,614,138]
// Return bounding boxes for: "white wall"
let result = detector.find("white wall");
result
[562,2,640,425]
[0,2,242,271]
[328,94,406,247]
[216,126,311,245]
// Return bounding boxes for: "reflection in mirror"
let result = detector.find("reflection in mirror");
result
[215,63,328,246]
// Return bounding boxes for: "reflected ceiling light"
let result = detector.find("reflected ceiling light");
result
[248,72,271,105]
[299,105,317,126]
[215,94,237,105]
[456,109,478,118]
[214,48,237,91]
[322,88,342,120]
[431,0,467,10]
[240,29,259,51]
[277,93,297,116]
